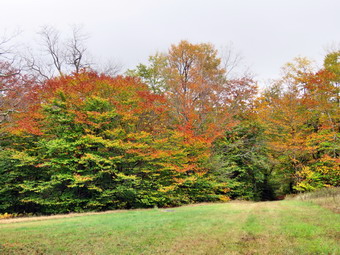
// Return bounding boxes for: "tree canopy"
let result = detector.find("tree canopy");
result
[0,39,339,215]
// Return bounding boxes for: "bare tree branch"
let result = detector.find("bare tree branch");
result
[38,26,64,76]
[220,42,253,79]
[66,25,89,73]
[96,59,123,76]
[220,43,243,77]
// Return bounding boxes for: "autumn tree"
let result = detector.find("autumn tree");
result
[256,54,339,193]
[0,71,229,214]
[295,52,339,190]
[126,53,167,94]
[129,41,257,139]
[128,41,258,200]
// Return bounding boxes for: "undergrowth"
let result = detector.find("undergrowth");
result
[290,187,340,213]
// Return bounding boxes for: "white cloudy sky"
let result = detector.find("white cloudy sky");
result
[1,0,339,83]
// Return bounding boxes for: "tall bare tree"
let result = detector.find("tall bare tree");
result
[0,33,22,124]
[220,42,252,79]
[65,26,90,73]
[24,25,92,81]
[24,25,122,81]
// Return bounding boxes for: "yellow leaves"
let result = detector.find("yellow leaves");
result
[174,164,197,173]
[103,128,126,138]
[296,166,314,179]
[78,153,113,168]
[316,166,333,175]
[159,176,203,193]
[109,155,124,161]
[79,153,95,161]
[73,174,94,183]
[87,185,103,192]
[158,185,176,193]
[127,131,152,141]
[0,213,14,219]
[174,176,197,184]
[320,154,339,164]
[219,195,231,202]
[295,166,320,192]
[121,112,138,122]
[116,173,138,180]
[149,150,171,160]
[81,134,123,149]
[315,155,340,176]
[67,174,95,188]
[10,150,36,166]
[306,130,338,151]
[282,56,315,82]
[173,178,185,184]
[295,154,340,191]
[221,187,231,193]
[295,181,316,192]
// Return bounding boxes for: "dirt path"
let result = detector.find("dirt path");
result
[0,209,132,224]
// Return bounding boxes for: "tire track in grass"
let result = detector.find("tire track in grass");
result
[232,201,289,255]
[163,202,258,255]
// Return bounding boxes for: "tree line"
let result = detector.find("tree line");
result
[0,29,339,214]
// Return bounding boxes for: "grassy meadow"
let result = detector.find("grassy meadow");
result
[289,187,340,213]
[0,199,339,255]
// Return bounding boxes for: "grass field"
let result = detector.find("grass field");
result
[0,200,339,255]
[289,187,340,214]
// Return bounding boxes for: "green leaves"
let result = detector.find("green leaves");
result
[0,72,226,214]
[3,47,336,215]
[212,120,273,200]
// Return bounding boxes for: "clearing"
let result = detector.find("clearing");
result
[0,200,339,254]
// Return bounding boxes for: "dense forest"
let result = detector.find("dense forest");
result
[0,29,339,214]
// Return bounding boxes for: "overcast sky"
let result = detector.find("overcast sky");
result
[1,0,339,83]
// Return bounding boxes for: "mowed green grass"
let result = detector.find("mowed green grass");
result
[0,201,339,255]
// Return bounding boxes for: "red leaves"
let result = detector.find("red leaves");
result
[7,72,168,136]
[10,117,43,136]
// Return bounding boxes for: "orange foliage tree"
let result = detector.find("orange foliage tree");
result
[1,71,229,214]
[256,54,339,193]
[129,41,257,177]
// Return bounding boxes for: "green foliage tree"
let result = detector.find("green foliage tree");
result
[212,118,274,200]
[0,72,228,214]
